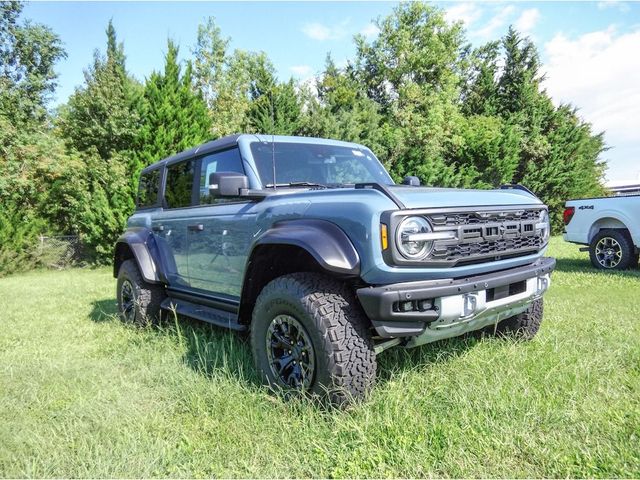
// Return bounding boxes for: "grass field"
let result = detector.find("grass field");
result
[1,237,639,478]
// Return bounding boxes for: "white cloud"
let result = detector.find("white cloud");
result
[360,23,380,39]
[301,21,349,41]
[514,8,540,35]
[543,27,640,180]
[444,3,483,27]
[290,65,313,77]
[473,5,516,38]
[597,1,630,12]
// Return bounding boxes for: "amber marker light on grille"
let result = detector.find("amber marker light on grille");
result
[380,224,389,250]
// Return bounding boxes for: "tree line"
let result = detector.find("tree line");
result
[0,1,606,276]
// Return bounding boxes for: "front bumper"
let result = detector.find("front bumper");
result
[356,257,555,346]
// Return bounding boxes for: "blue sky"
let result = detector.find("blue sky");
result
[24,1,640,182]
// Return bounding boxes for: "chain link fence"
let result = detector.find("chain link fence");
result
[36,235,86,269]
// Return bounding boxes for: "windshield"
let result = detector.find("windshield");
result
[249,141,393,187]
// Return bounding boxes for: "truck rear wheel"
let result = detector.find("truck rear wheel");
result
[116,259,165,326]
[250,273,376,406]
[589,229,636,270]
[495,298,544,340]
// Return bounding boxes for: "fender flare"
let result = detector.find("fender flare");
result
[251,219,360,276]
[588,211,638,245]
[113,227,165,284]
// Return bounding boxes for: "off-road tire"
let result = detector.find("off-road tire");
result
[250,273,376,406]
[116,259,165,326]
[495,298,544,340]
[589,229,636,270]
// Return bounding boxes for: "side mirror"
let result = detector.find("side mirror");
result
[209,172,249,197]
[402,175,421,186]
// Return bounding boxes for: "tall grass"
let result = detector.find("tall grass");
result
[0,238,638,477]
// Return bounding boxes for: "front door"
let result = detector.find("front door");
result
[186,148,257,297]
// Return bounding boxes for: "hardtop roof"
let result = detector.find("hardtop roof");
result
[140,134,367,173]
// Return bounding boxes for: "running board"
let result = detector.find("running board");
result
[160,297,247,332]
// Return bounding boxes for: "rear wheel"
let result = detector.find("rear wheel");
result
[116,259,165,326]
[589,229,636,270]
[250,273,376,406]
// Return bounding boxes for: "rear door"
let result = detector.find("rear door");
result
[151,158,197,288]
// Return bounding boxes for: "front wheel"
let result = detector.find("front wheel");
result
[250,273,376,406]
[589,229,637,270]
[494,298,544,340]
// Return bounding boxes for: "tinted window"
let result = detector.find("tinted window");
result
[249,142,393,186]
[137,168,160,208]
[199,148,245,204]
[165,160,195,209]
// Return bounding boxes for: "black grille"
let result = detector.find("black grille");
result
[425,208,545,265]
[430,234,544,263]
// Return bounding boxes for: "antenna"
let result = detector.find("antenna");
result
[270,89,276,190]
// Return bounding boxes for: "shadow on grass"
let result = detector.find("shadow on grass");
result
[87,297,483,398]
[163,313,256,385]
[554,257,640,278]
[89,298,118,321]
[88,298,256,385]
[375,334,483,383]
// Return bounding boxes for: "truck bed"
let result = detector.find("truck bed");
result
[563,195,640,248]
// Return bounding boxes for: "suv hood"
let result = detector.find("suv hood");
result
[387,186,542,209]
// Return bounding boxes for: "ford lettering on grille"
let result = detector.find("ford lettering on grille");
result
[422,208,546,266]
[457,220,538,244]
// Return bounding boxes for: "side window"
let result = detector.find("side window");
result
[137,168,160,208]
[165,159,195,209]
[199,148,244,204]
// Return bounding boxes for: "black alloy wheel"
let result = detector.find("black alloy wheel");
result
[265,314,316,390]
[119,279,136,322]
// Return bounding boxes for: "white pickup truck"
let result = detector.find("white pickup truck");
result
[563,195,640,270]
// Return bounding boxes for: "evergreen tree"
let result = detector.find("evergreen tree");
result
[300,55,384,155]
[57,20,142,161]
[461,41,501,117]
[244,60,301,134]
[469,27,607,228]
[497,27,542,118]
[136,39,212,167]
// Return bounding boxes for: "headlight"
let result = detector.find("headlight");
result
[537,209,550,242]
[396,216,433,259]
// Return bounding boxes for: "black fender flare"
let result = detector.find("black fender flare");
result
[251,219,360,276]
[113,227,166,284]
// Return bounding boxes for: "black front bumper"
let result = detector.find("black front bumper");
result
[356,257,556,336]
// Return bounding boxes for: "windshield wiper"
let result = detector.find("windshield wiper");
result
[265,181,329,189]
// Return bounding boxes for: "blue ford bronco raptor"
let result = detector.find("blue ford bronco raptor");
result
[114,134,555,404]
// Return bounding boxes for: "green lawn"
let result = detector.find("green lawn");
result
[1,237,638,478]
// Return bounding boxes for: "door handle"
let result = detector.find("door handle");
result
[188,223,204,232]
[152,225,164,232]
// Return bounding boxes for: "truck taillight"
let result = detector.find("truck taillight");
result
[563,206,575,225]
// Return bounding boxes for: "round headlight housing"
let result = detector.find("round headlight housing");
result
[539,209,550,242]
[396,216,433,259]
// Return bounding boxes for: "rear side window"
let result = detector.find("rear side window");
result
[165,159,195,209]
[137,168,160,208]
[199,148,244,204]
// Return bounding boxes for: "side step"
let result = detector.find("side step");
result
[160,297,247,332]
